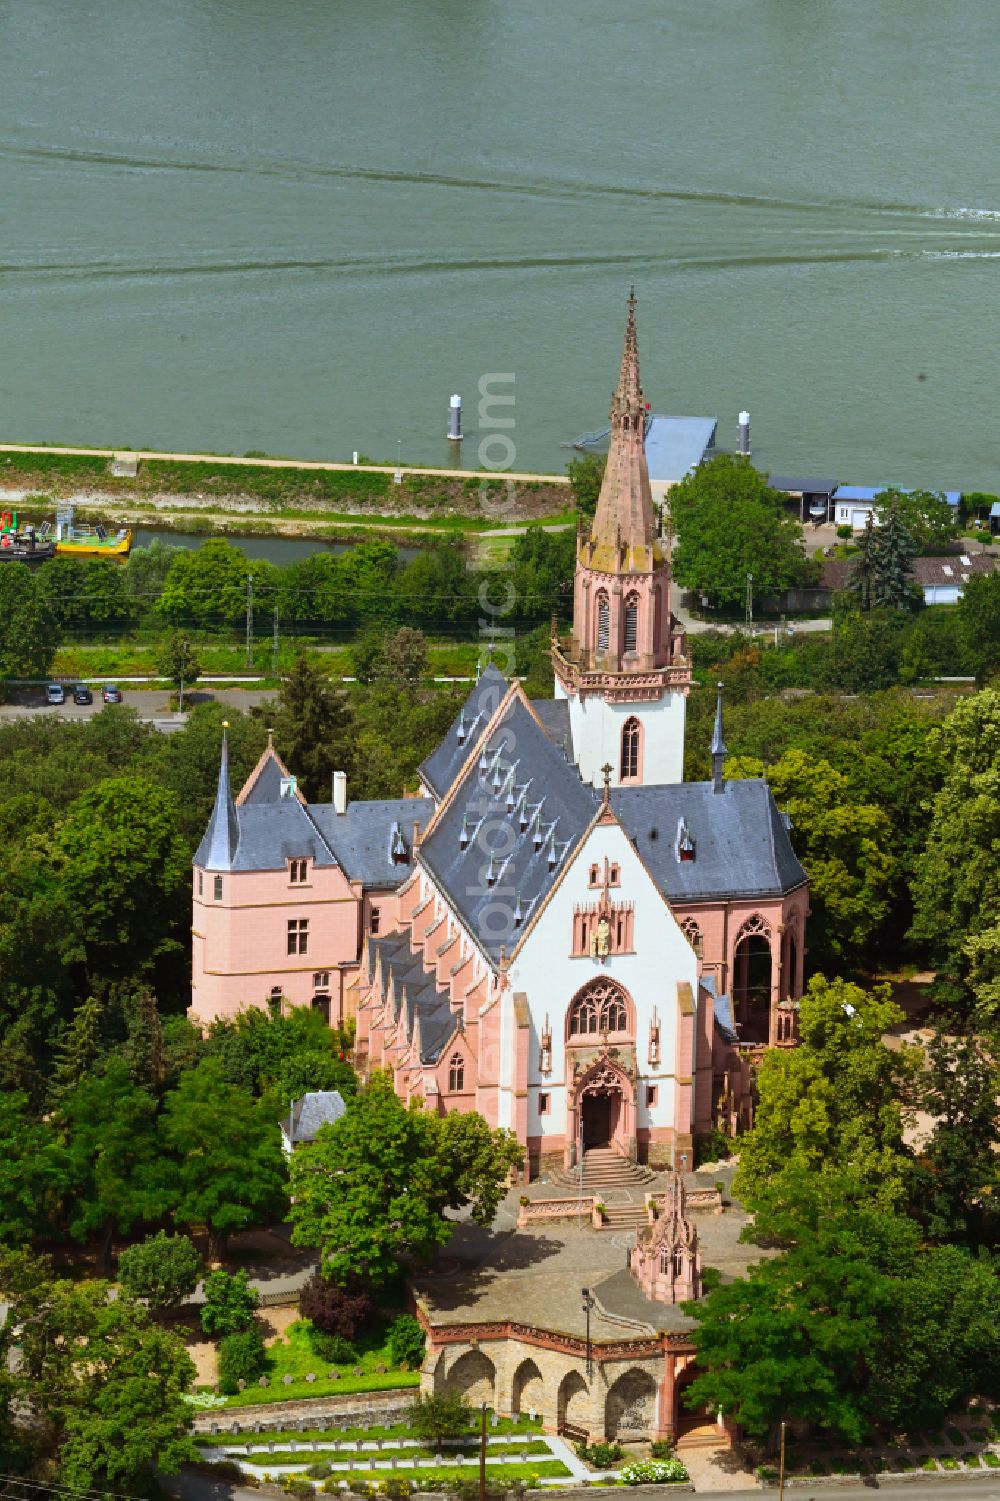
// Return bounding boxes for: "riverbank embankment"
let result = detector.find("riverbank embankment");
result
[0,443,572,543]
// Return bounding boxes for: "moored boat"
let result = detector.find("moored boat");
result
[0,511,56,563]
[54,503,132,559]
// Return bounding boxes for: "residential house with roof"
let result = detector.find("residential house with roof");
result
[191,294,809,1172]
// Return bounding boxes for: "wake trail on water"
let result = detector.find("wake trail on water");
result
[6,137,1000,232]
[5,243,1000,290]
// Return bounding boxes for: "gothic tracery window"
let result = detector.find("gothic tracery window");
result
[568,979,630,1037]
[620,716,641,780]
[680,916,703,956]
[448,1053,465,1092]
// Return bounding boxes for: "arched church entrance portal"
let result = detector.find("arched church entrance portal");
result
[582,1089,620,1150]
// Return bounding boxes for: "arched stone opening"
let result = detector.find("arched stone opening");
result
[605,1367,658,1440]
[444,1348,496,1404]
[567,1054,636,1163]
[557,1369,590,1437]
[311,993,331,1025]
[511,1357,543,1417]
[733,916,773,1044]
[674,1358,706,1437]
[784,926,799,1000]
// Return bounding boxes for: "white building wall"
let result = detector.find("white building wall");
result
[507,821,698,1144]
[555,680,687,787]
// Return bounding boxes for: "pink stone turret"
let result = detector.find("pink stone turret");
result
[630,1171,701,1304]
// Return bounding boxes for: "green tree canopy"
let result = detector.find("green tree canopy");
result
[288,1072,523,1285]
[956,571,1000,685]
[0,1091,68,1245]
[726,750,894,970]
[0,566,59,687]
[60,1058,165,1271]
[566,453,606,520]
[200,1267,260,1338]
[158,537,276,625]
[117,1231,202,1311]
[874,487,957,553]
[0,1256,195,1491]
[909,688,1000,1013]
[55,775,190,985]
[669,457,812,609]
[159,1059,288,1258]
[155,629,203,704]
[265,652,357,800]
[36,556,133,629]
[733,976,918,1219]
[913,1034,1000,1248]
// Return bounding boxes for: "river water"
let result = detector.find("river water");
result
[3,1,1000,489]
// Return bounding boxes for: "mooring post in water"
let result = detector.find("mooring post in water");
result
[737,409,751,456]
[448,392,463,442]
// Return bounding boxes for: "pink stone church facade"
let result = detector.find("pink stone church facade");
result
[191,296,808,1172]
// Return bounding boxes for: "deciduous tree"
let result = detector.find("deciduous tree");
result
[669,457,812,609]
[289,1072,523,1285]
[159,1060,288,1259]
[155,629,203,708]
[0,566,59,688]
[117,1231,202,1311]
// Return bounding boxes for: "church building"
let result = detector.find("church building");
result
[191,295,809,1172]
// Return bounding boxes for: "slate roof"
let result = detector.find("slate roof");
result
[529,696,575,760]
[194,732,240,870]
[612,778,806,902]
[312,799,434,887]
[283,1090,346,1146]
[418,689,600,965]
[418,665,509,799]
[366,934,457,1063]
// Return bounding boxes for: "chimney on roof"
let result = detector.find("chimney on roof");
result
[333,770,347,815]
[711,681,727,794]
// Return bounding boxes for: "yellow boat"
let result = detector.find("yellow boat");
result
[54,504,132,559]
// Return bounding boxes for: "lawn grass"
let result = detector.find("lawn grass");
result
[50,638,485,682]
[238,1439,553,1466]
[298,1459,571,1488]
[217,1370,420,1409]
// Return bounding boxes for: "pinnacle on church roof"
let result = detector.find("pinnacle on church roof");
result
[711,681,727,795]
[588,289,658,566]
[196,723,239,870]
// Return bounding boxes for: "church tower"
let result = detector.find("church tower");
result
[552,292,692,786]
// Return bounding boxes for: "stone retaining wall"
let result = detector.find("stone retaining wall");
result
[192,1387,416,1434]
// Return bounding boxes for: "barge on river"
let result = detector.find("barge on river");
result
[55,504,131,558]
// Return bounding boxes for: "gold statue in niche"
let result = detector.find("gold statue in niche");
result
[590,915,611,960]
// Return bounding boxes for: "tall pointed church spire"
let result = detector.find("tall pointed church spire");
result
[711,682,727,794]
[589,288,657,562]
[197,723,240,869]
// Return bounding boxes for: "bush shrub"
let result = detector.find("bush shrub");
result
[576,1440,623,1467]
[300,1272,375,1341]
[621,1457,689,1483]
[201,1268,260,1338]
[387,1314,426,1369]
[309,1329,357,1365]
[836,524,853,539]
[306,1463,333,1479]
[282,1478,314,1497]
[218,1326,268,1393]
[117,1231,202,1310]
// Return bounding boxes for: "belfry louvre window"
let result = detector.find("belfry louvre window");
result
[287,918,309,956]
[621,716,640,780]
[448,1053,465,1092]
[624,594,639,653]
[596,592,610,652]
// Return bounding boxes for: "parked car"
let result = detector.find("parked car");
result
[72,683,93,705]
[102,684,123,704]
[46,683,65,705]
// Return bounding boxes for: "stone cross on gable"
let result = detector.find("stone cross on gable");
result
[601,762,613,805]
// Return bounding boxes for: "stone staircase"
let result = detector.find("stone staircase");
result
[577,1148,654,1190]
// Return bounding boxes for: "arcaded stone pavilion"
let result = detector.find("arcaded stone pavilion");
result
[192,294,809,1174]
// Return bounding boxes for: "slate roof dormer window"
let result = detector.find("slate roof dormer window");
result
[676,818,696,863]
[289,858,308,883]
